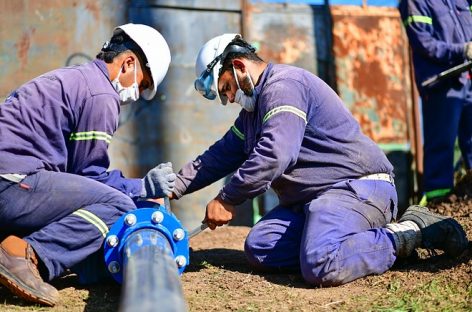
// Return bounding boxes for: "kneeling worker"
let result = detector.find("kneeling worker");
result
[0,24,176,306]
[167,34,469,286]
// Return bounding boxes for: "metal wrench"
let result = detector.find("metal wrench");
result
[188,222,209,239]
[162,197,207,238]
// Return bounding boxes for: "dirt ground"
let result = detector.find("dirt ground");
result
[0,176,471,311]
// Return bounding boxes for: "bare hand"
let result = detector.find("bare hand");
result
[204,196,235,230]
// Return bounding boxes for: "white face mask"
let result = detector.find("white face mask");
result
[232,66,257,112]
[112,64,139,105]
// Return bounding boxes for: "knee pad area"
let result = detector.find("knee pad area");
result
[300,248,344,287]
[244,235,268,268]
[244,234,299,272]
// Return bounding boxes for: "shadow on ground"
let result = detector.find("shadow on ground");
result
[392,243,472,273]
[187,242,472,290]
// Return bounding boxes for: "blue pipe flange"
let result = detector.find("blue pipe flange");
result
[103,203,189,284]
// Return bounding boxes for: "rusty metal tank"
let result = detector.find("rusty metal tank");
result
[329,5,417,210]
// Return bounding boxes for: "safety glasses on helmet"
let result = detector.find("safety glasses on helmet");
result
[194,70,216,100]
[194,56,221,100]
[194,41,255,103]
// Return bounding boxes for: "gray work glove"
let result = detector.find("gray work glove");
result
[140,162,176,198]
[465,42,472,60]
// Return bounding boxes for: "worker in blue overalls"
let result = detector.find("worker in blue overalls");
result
[399,0,472,205]
[160,34,469,287]
[0,24,176,306]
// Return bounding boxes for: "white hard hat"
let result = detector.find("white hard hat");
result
[194,33,239,105]
[115,23,171,100]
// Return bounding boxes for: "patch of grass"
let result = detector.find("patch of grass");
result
[199,260,212,269]
[352,276,471,312]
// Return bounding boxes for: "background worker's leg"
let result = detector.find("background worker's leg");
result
[300,180,398,286]
[0,170,136,281]
[422,88,463,192]
[458,86,472,169]
[244,205,305,271]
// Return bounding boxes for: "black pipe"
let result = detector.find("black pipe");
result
[119,229,187,312]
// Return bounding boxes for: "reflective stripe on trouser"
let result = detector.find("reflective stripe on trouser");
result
[244,179,398,286]
[422,81,472,191]
[0,170,136,281]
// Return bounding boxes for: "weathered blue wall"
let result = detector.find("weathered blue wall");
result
[0,0,127,100]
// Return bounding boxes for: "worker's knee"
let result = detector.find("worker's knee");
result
[116,194,135,210]
[245,230,302,272]
[301,267,344,287]
[104,190,136,214]
[300,249,345,287]
[244,232,268,269]
[244,229,285,270]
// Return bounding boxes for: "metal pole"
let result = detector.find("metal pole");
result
[119,229,188,312]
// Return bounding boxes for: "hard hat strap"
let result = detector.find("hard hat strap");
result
[205,55,222,73]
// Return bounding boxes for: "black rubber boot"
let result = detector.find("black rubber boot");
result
[398,205,469,257]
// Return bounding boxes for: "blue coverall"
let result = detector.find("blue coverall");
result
[399,0,472,197]
[0,60,141,281]
[174,63,399,286]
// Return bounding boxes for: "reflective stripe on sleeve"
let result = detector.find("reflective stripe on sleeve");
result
[72,209,109,237]
[262,105,307,124]
[70,131,112,144]
[231,125,245,140]
[404,15,432,26]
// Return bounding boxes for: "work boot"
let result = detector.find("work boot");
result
[398,205,469,257]
[0,236,58,306]
[386,220,421,257]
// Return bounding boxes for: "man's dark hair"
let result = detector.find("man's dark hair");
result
[219,35,264,75]
[96,29,147,66]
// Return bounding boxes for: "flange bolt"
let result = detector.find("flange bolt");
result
[151,211,164,224]
[173,228,185,241]
[108,261,120,274]
[106,235,119,247]
[175,256,187,268]
[124,214,137,226]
